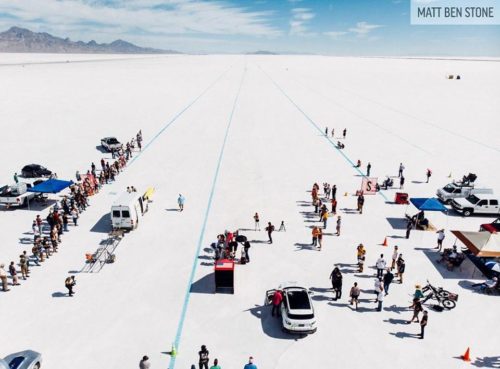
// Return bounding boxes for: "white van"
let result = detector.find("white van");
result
[111,192,147,230]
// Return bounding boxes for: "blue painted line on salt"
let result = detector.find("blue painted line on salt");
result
[168,66,246,369]
[258,64,389,202]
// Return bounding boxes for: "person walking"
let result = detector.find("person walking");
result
[265,222,275,244]
[311,226,320,247]
[343,128,347,139]
[271,290,283,317]
[139,355,151,369]
[9,262,20,286]
[383,268,394,295]
[376,254,386,278]
[198,345,210,369]
[398,163,405,177]
[420,311,428,339]
[376,286,384,312]
[209,358,221,369]
[279,221,286,232]
[426,169,432,183]
[177,194,185,211]
[65,276,76,296]
[349,282,360,310]
[336,216,342,236]
[366,162,372,177]
[435,229,445,251]
[244,357,257,369]
[408,298,423,323]
[397,256,405,283]
[330,267,343,300]
[391,245,399,270]
[0,264,9,291]
[253,213,260,231]
[405,220,412,239]
[400,176,405,189]
[357,193,365,214]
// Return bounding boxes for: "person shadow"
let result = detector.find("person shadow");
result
[52,292,67,297]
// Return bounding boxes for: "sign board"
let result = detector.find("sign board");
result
[361,177,378,195]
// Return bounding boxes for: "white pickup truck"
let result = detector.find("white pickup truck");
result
[451,194,500,217]
[436,182,493,204]
[0,182,36,208]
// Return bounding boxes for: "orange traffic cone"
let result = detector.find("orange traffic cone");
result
[461,347,471,362]
[382,237,388,247]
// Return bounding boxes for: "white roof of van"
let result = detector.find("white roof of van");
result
[112,192,141,207]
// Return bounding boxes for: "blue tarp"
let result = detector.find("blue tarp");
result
[410,197,447,212]
[27,179,73,194]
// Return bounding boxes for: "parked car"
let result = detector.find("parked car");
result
[480,218,500,233]
[101,137,121,152]
[451,194,500,217]
[0,182,36,207]
[266,282,317,334]
[0,350,42,369]
[436,182,493,204]
[21,164,52,178]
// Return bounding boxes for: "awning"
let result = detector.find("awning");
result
[27,179,73,194]
[451,230,500,257]
[410,197,447,212]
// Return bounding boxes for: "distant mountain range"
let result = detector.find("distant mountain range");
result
[0,27,179,54]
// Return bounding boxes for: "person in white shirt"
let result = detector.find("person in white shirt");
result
[436,229,445,251]
[376,254,386,278]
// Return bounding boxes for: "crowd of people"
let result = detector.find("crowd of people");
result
[0,130,143,294]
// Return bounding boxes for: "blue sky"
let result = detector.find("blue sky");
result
[0,0,499,55]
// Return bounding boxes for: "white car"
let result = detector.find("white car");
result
[100,137,121,152]
[266,282,317,334]
[0,350,42,369]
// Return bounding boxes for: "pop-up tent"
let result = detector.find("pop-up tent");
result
[451,230,500,257]
[410,198,447,212]
[27,179,73,194]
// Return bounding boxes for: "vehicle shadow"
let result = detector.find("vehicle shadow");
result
[245,304,304,340]
[90,213,111,233]
[190,273,215,294]
[95,145,108,154]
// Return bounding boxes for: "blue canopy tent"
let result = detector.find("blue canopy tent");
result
[410,198,447,212]
[407,197,448,231]
[27,179,73,194]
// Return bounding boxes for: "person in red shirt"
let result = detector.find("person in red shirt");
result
[271,290,283,317]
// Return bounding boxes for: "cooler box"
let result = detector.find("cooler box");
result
[214,259,234,294]
[395,192,409,205]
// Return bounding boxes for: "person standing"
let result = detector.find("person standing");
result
[9,262,20,286]
[376,286,384,312]
[265,222,275,244]
[376,254,386,278]
[420,311,428,339]
[14,172,19,183]
[209,358,221,369]
[0,264,9,292]
[357,193,365,214]
[398,163,405,177]
[271,290,283,317]
[336,216,342,236]
[198,345,210,369]
[65,276,76,296]
[435,229,445,251]
[19,253,29,280]
[253,213,260,231]
[349,282,360,310]
[331,184,337,200]
[400,176,405,189]
[397,256,405,283]
[391,245,399,270]
[426,169,432,183]
[373,278,382,302]
[71,207,79,226]
[331,128,335,138]
[366,162,372,177]
[321,209,329,229]
[177,194,185,211]
[343,128,347,139]
[244,241,251,263]
[408,298,423,323]
[311,226,320,247]
[139,355,151,369]
[317,228,323,250]
[405,220,412,239]
[279,221,286,232]
[330,267,343,300]
[383,269,394,295]
[325,127,328,136]
[244,357,257,369]
[331,198,337,214]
